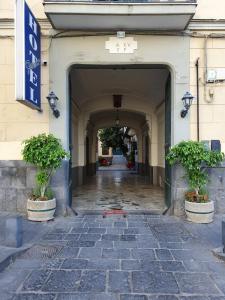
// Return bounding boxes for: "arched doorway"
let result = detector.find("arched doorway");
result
[48,33,190,216]
[69,65,171,213]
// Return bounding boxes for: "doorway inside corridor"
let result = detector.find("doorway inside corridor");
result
[69,65,171,214]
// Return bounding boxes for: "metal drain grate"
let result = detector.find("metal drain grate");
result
[19,244,62,259]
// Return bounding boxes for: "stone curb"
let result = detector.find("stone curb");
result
[212,246,225,262]
[0,246,30,273]
[75,210,161,216]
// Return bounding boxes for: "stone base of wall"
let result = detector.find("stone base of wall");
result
[0,160,35,213]
[71,166,84,189]
[87,163,97,177]
[1,160,225,216]
[71,163,96,190]
[137,163,165,188]
[0,160,69,216]
[171,164,225,216]
[137,163,150,176]
[152,166,165,188]
[207,166,225,214]
[157,167,165,188]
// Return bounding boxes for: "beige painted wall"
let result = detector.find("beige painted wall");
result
[194,0,225,20]
[0,34,189,161]
[190,37,225,151]
[2,1,225,20]
[0,35,50,159]
[1,0,225,161]
[0,0,46,19]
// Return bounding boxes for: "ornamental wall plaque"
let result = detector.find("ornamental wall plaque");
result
[105,37,138,54]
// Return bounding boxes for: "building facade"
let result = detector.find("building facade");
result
[1,0,225,215]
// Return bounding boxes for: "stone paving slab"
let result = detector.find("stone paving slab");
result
[0,214,225,299]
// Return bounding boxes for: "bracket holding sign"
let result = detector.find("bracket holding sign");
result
[15,0,41,111]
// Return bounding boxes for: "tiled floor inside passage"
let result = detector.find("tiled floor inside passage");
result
[1,214,225,300]
[72,170,165,213]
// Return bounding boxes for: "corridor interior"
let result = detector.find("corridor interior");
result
[72,166,165,213]
[70,66,170,213]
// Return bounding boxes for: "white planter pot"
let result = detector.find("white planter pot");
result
[185,200,214,224]
[27,198,56,222]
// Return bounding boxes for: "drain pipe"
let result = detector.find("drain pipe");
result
[195,58,200,142]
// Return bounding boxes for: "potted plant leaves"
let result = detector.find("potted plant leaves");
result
[99,157,109,166]
[22,133,69,221]
[166,141,224,223]
[127,150,135,169]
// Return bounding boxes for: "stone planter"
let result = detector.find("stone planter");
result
[185,200,214,224]
[27,198,56,222]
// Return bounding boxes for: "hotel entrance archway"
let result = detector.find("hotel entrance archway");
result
[48,33,190,216]
[68,65,171,213]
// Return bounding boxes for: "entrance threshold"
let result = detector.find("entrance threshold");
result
[73,210,163,217]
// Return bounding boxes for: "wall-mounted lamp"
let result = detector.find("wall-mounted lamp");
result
[113,95,122,127]
[46,91,60,118]
[115,109,120,127]
[181,92,194,118]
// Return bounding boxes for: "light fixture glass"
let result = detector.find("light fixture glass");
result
[181,92,194,118]
[182,92,194,109]
[115,109,120,126]
[46,91,60,118]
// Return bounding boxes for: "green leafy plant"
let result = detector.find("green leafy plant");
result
[166,141,224,201]
[30,186,54,201]
[127,150,135,163]
[22,134,69,200]
[98,127,130,156]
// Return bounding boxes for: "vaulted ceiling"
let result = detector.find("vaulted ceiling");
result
[70,67,169,109]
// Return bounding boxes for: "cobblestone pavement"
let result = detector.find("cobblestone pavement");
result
[0,214,225,300]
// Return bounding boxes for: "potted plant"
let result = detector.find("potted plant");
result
[127,150,135,169]
[99,156,109,167]
[22,133,69,222]
[166,141,224,223]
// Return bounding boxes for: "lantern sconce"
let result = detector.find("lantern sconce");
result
[115,109,120,127]
[46,91,60,118]
[181,92,194,118]
[113,95,122,127]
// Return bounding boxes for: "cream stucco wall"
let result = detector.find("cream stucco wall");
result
[2,0,225,20]
[1,0,225,163]
[0,1,51,160]
[190,36,225,151]
[190,0,225,154]
[194,0,225,20]
[0,1,46,19]
[0,37,50,159]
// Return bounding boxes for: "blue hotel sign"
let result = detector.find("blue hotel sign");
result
[15,1,41,110]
